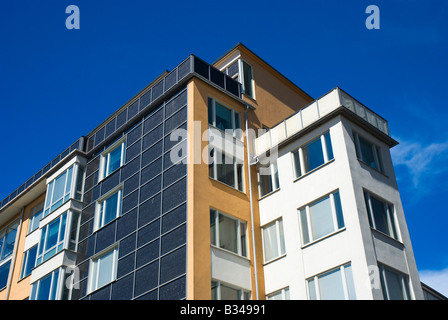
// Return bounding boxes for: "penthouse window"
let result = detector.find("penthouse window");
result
[292,131,334,179]
[241,60,254,99]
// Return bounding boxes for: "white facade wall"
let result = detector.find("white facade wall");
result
[258,115,423,300]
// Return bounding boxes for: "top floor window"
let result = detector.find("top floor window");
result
[28,202,44,233]
[292,131,334,179]
[353,132,383,173]
[208,98,241,139]
[99,139,125,180]
[222,59,254,99]
[241,60,254,99]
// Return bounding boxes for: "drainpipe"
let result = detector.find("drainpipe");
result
[5,206,24,300]
[245,106,259,300]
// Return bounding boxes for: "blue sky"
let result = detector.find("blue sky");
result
[1,1,447,296]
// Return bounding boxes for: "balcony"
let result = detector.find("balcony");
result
[254,87,392,156]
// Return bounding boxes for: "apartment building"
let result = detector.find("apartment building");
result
[0,43,440,300]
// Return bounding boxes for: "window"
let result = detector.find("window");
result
[241,60,254,99]
[208,98,241,138]
[364,191,398,240]
[292,132,334,178]
[44,166,74,216]
[223,60,239,80]
[211,280,250,300]
[379,264,412,300]
[262,219,286,262]
[30,269,61,300]
[210,209,247,257]
[267,287,290,300]
[100,140,125,180]
[298,191,345,245]
[89,246,118,293]
[354,132,383,172]
[28,202,44,233]
[36,212,67,265]
[307,264,356,300]
[0,260,11,290]
[0,221,18,290]
[258,161,280,197]
[209,148,244,192]
[20,245,38,279]
[0,221,18,262]
[95,188,122,231]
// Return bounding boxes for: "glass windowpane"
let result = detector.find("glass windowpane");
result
[304,137,324,172]
[215,103,232,132]
[309,196,334,240]
[318,268,345,300]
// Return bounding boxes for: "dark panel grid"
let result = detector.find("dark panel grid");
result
[75,88,188,300]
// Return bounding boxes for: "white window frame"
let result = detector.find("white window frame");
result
[209,147,244,192]
[208,97,242,139]
[28,201,44,234]
[20,244,38,279]
[30,268,63,300]
[44,165,74,217]
[99,138,126,181]
[298,190,345,246]
[0,220,19,290]
[211,280,251,300]
[353,132,383,173]
[258,161,280,198]
[210,209,247,258]
[267,287,290,300]
[307,264,356,300]
[378,264,412,300]
[261,218,286,263]
[88,245,118,294]
[239,59,255,99]
[36,211,68,265]
[364,191,399,241]
[94,186,122,232]
[292,131,333,179]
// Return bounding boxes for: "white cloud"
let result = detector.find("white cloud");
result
[419,268,448,297]
[391,139,448,187]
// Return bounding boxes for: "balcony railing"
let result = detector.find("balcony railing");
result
[255,87,390,156]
